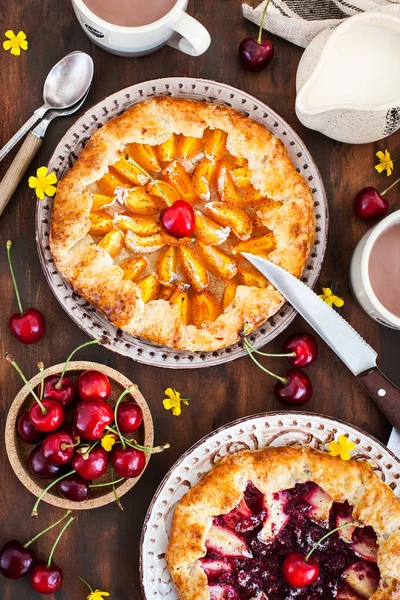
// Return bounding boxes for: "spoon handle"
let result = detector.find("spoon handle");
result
[0,132,42,218]
[0,106,46,162]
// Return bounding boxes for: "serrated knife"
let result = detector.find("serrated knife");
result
[242,253,400,432]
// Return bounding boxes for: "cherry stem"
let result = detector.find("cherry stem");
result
[243,339,288,384]
[6,240,23,314]
[127,156,172,207]
[24,510,72,548]
[78,576,93,594]
[61,438,81,450]
[56,339,101,389]
[89,477,125,488]
[242,337,296,359]
[113,386,137,450]
[106,425,170,454]
[257,0,272,45]
[381,175,400,196]
[6,353,46,412]
[305,522,358,562]
[47,515,75,568]
[31,470,76,518]
[111,467,124,511]
[38,361,45,401]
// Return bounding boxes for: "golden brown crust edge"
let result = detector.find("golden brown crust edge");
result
[166,446,400,600]
[50,97,315,351]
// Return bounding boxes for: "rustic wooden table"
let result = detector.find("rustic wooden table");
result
[1,1,400,599]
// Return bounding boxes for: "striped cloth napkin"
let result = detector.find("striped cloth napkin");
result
[243,0,400,48]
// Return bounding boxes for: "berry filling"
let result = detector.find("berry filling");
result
[202,482,379,600]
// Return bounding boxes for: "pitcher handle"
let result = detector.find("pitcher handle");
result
[167,11,211,56]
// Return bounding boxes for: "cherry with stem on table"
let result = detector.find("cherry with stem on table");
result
[239,0,274,71]
[354,176,400,220]
[6,240,46,344]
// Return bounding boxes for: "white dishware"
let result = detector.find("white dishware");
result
[71,0,210,57]
[350,210,400,329]
[36,77,328,369]
[140,411,400,599]
[296,12,400,144]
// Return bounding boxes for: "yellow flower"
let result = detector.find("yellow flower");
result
[3,30,28,56]
[328,435,355,461]
[87,591,110,600]
[163,388,190,417]
[375,149,394,176]
[101,434,116,452]
[28,167,57,199]
[319,287,344,308]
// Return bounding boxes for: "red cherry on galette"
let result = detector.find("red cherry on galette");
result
[283,333,318,368]
[72,447,109,480]
[282,552,319,588]
[29,399,65,433]
[112,447,146,478]
[354,187,389,220]
[41,432,75,466]
[77,370,111,402]
[74,399,114,441]
[116,401,143,434]
[17,412,45,444]
[274,368,312,405]
[41,375,76,407]
[161,200,194,239]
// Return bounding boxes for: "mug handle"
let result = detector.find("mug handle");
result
[167,11,211,56]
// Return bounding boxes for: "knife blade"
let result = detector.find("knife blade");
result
[242,253,400,431]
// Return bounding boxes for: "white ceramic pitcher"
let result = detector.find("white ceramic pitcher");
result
[296,12,400,144]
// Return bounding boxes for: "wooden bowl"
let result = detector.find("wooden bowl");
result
[5,361,154,510]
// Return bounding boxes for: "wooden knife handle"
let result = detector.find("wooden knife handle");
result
[0,132,42,217]
[358,367,400,430]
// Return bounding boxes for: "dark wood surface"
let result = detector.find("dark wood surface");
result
[1,1,399,599]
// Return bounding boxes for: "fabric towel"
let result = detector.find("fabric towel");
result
[243,0,400,48]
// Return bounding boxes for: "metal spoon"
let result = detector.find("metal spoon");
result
[0,51,94,162]
[0,89,91,218]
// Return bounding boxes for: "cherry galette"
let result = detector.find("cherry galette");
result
[167,447,400,600]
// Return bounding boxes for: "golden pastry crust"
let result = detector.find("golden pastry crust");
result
[166,446,400,600]
[50,97,315,351]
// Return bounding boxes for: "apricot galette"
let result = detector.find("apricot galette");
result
[50,97,315,351]
[167,446,400,600]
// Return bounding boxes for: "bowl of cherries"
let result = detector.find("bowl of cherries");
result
[4,340,164,513]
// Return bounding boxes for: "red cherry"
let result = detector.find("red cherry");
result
[41,432,75,466]
[74,399,114,441]
[30,564,63,594]
[28,445,64,478]
[283,333,318,368]
[77,370,111,402]
[112,447,146,478]
[0,541,36,579]
[160,200,194,238]
[239,37,274,71]
[41,374,76,407]
[274,368,313,405]
[17,412,45,444]
[8,308,46,345]
[116,401,143,434]
[60,422,80,444]
[72,447,109,480]
[354,187,389,220]
[29,398,65,433]
[57,474,90,502]
[282,552,319,588]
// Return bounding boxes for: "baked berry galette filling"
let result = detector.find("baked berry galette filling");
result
[202,482,379,600]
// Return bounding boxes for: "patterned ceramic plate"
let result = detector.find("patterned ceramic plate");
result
[140,411,400,599]
[36,77,328,369]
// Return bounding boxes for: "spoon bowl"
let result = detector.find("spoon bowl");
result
[43,51,94,109]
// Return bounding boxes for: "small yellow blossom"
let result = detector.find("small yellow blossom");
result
[328,435,355,461]
[375,149,394,176]
[87,591,110,600]
[319,287,344,308]
[101,434,116,452]
[3,30,28,56]
[163,388,190,417]
[28,167,57,199]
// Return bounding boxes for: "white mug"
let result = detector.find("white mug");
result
[71,0,211,57]
[350,210,400,329]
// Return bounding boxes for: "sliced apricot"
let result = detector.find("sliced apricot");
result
[147,180,180,205]
[156,246,177,286]
[205,202,252,240]
[157,135,178,163]
[191,290,221,327]
[159,284,175,301]
[125,231,166,253]
[196,242,238,280]
[125,187,166,215]
[258,198,283,213]
[231,233,276,257]
[216,160,243,207]
[178,135,204,160]
[136,273,160,303]
[91,194,114,212]
[120,256,148,281]
[231,165,252,189]
[112,154,150,186]
[204,129,227,161]
[115,214,160,236]
[97,172,131,196]
[169,284,191,325]
[98,229,124,258]
[222,281,238,310]
[237,267,268,288]
[89,212,114,235]
[193,210,230,246]
[192,158,217,201]
[233,156,247,167]
[251,212,270,235]
[243,187,266,207]
[162,161,199,205]
[178,246,209,291]
[126,143,161,173]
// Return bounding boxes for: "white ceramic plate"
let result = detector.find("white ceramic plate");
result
[140,411,400,599]
[36,77,328,369]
